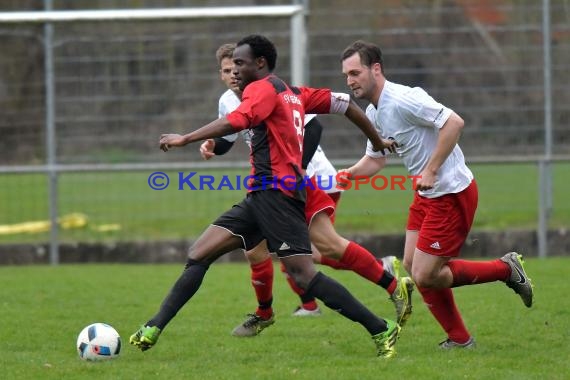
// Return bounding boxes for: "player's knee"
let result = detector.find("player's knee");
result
[411,270,437,288]
[289,273,311,290]
[186,244,214,265]
[245,248,270,265]
[184,258,210,270]
[313,239,343,259]
[283,262,315,289]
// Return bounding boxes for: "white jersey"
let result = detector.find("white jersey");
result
[365,81,473,198]
[218,89,248,143]
[218,89,339,193]
[306,145,338,193]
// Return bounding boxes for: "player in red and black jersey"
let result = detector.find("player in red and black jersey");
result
[130,35,401,358]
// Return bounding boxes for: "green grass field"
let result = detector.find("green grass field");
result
[0,259,568,380]
[1,162,569,243]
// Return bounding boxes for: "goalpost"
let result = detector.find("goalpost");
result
[0,6,307,85]
[0,5,307,265]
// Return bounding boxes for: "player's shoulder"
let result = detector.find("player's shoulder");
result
[243,76,277,97]
[386,81,430,102]
[219,89,239,103]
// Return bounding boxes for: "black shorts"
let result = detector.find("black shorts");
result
[212,190,312,258]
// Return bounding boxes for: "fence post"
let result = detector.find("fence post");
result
[538,0,552,258]
[290,2,306,85]
[44,0,59,265]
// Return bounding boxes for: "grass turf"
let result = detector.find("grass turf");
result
[0,258,568,379]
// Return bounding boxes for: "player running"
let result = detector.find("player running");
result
[130,35,402,357]
[199,44,413,336]
[339,40,534,349]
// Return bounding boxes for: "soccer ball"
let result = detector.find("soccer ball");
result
[76,323,121,361]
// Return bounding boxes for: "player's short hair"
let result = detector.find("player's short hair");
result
[236,35,277,71]
[341,40,384,73]
[216,43,236,65]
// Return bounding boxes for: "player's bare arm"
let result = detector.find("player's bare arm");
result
[159,118,235,152]
[337,155,386,188]
[415,112,464,191]
[344,100,397,155]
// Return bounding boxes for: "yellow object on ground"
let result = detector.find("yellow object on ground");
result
[0,213,88,235]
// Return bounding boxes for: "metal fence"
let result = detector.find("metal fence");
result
[0,1,569,263]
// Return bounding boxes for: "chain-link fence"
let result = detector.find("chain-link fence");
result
[1,1,568,260]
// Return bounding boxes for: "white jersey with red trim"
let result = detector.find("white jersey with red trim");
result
[365,81,473,198]
[306,146,339,193]
[218,88,339,193]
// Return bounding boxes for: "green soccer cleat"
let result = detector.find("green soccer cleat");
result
[129,325,162,352]
[381,255,401,279]
[390,276,414,327]
[231,313,275,337]
[500,252,534,307]
[371,319,401,358]
[439,337,476,349]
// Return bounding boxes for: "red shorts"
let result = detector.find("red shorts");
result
[305,177,341,226]
[407,180,478,257]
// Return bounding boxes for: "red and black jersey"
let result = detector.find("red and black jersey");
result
[226,75,332,200]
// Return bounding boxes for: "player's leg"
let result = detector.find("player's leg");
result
[406,192,472,347]
[256,190,400,357]
[280,254,321,316]
[130,199,257,351]
[416,181,533,307]
[281,253,400,357]
[411,247,474,348]
[130,224,243,351]
[309,211,414,326]
[232,240,276,336]
[306,187,394,289]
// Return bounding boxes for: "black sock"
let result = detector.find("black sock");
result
[377,271,395,290]
[147,260,209,330]
[306,271,387,335]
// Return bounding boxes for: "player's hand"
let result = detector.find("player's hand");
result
[159,134,186,152]
[415,169,435,191]
[336,169,353,189]
[199,139,216,160]
[372,138,398,155]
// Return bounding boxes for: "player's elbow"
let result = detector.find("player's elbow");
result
[449,112,464,131]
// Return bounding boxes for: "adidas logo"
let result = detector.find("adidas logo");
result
[279,242,291,251]
[430,241,441,250]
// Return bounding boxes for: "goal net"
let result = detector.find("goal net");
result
[0,6,306,166]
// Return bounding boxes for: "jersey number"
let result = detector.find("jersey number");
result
[293,109,303,152]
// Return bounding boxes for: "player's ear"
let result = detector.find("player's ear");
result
[256,56,267,70]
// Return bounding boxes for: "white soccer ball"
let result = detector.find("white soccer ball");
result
[76,323,121,361]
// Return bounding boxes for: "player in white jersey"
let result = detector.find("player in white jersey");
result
[340,40,534,349]
[201,43,414,337]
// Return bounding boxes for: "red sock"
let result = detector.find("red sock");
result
[280,262,318,310]
[447,259,510,287]
[320,255,350,270]
[251,257,274,319]
[418,286,470,344]
[340,242,397,294]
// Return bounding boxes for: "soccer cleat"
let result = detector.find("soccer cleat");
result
[129,325,161,352]
[439,337,476,349]
[371,319,401,358]
[231,313,275,337]
[381,255,401,279]
[500,252,534,307]
[292,306,322,317]
[389,276,414,327]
